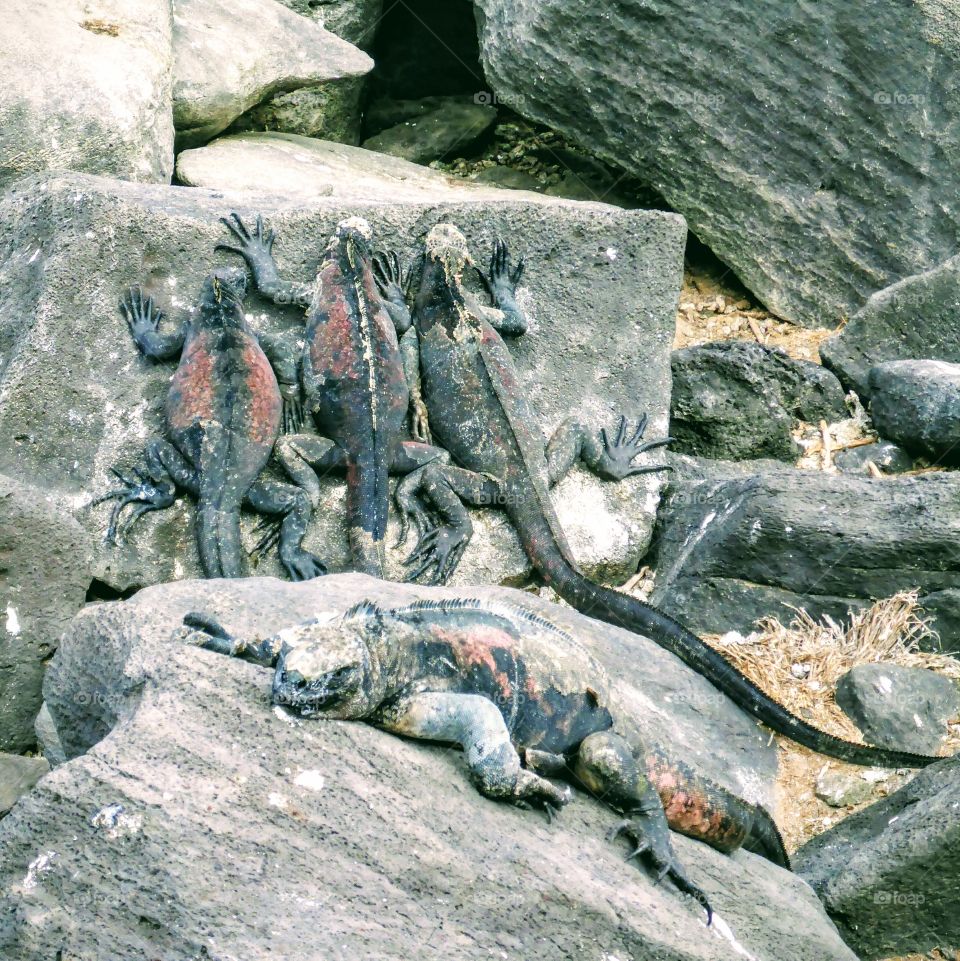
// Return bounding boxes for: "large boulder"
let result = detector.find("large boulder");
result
[175,132,547,203]
[0,574,859,961]
[647,470,960,646]
[0,474,92,753]
[171,0,372,147]
[868,359,960,465]
[670,341,847,462]
[834,663,959,755]
[0,172,683,593]
[796,756,960,959]
[472,0,960,326]
[0,0,174,191]
[0,754,49,817]
[821,254,960,399]
[234,0,384,144]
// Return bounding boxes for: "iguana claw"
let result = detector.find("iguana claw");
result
[609,817,712,924]
[600,413,674,480]
[94,467,175,545]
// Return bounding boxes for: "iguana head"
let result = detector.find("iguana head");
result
[331,216,374,271]
[271,625,374,719]
[199,266,249,327]
[425,223,473,277]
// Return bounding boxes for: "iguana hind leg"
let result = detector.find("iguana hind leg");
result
[245,478,327,581]
[181,612,283,667]
[546,414,673,485]
[395,463,498,583]
[95,438,190,544]
[574,730,711,923]
[379,692,571,810]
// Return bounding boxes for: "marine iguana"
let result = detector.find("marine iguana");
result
[96,270,325,580]
[183,597,793,922]
[217,214,447,577]
[393,223,945,770]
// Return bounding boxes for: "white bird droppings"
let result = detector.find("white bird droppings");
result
[294,770,325,792]
[5,604,20,636]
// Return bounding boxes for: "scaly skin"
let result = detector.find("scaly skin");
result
[96,269,324,580]
[185,596,795,923]
[396,224,946,771]
[218,215,445,577]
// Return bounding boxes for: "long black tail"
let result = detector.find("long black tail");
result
[534,548,941,768]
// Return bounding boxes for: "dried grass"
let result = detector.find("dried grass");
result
[707,592,960,852]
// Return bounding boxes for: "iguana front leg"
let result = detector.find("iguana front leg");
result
[379,691,570,811]
[217,213,312,309]
[573,730,711,923]
[373,250,431,443]
[120,286,186,360]
[180,612,284,667]
[546,413,674,484]
[475,237,527,335]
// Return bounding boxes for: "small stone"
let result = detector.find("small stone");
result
[814,769,876,808]
[834,440,913,475]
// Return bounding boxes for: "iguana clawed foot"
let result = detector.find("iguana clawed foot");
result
[372,250,407,308]
[609,816,712,924]
[599,414,674,481]
[404,522,471,585]
[120,286,162,342]
[248,514,327,581]
[217,212,276,276]
[476,236,524,307]
[94,466,175,545]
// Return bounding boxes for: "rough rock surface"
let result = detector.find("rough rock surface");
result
[0,475,92,753]
[834,439,913,476]
[834,663,958,755]
[473,0,960,326]
[171,0,372,147]
[821,254,960,399]
[670,341,847,462]
[647,471,960,642]
[868,359,960,465]
[814,769,876,809]
[0,754,49,816]
[0,574,860,961]
[175,133,548,203]
[796,757,960,959]
[0,172,683,593]
[236,0,383,145]
[0,0,174,191]
[361,102,498,165]
[920,589,960,655]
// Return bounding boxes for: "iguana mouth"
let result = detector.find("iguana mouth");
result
[272,664,354,716]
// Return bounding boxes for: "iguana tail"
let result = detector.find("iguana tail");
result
[643,745,789,868]
[525,521,942,768]
[196,504,243,578]
[345,452,388,578]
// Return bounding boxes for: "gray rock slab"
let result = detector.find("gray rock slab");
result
[670,341,847,462]
[0,172,683,593]
[0,474,92,753]
[869,359,960,465]
[175,132,549,203]
[821,254,960,399]
[473,0,960,327]
[648,471,960,637]
[361,102,497,165]
[171,0,372,147]
[796,757,960,959]
[835,663,958,755]
[0,574,857,961]
[0,753,49,817]
[0,0,174,191]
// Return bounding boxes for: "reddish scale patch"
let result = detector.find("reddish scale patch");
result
[242,341,282,445]
[167,337,217,429]
[480,326,520,393]
[430,624,516,701]
[311,263,360,381]
[646,755,745,848]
